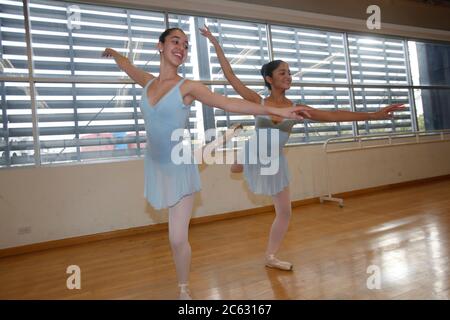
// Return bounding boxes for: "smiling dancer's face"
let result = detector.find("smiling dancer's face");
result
[266,62,292,91]
[158,29,189,67]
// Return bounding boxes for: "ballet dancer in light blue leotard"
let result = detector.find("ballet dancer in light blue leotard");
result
[243,99,298,197]
[140,77,201,210]
[200,25,405,272]
[102,28,309,299]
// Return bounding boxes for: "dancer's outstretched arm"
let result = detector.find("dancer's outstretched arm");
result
[102,48,155,87]
[200,25,261,103]
[185,80,310,120]
[297,103,406,122]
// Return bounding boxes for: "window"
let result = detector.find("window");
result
[203,18,269,141]
[353,87,411,134]
[348,35,408,85]
[348,35,412,134]
[1,0,449,168]
[1,81,35,166]
[271,25,352,142]
[271,25,347,84]
[287,86,353,143]
[408,40,450,131]
[0,0,27,77]
[25,0,169,164]
[413,88,450,131]
[168,14,204,145]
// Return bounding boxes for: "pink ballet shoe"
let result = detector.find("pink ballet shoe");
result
[178,283,192,300]
[222,123,243,144]
[265,254,293,271]
[229,123,243,132]
[195,123,243,163]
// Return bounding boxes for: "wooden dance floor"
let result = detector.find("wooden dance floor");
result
[1,179,449,299]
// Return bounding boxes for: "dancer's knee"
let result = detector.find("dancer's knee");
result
[275,209,291,221]
[170,235,189,251]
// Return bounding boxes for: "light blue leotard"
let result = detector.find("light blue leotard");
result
[139,78,201,210]
[243,99,297,196]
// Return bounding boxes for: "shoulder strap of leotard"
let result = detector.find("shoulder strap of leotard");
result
[175,77,186,88]
[143,78,155,91]
[143,77,186,96]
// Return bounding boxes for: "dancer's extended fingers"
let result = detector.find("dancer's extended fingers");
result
[386,103,405,111]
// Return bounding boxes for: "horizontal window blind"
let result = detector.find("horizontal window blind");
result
[271,25,348,84]
[29,0,165,77]
[271,25,353,142]
[348,35,412,134]
[26,0,169,164]
[168,14,204,145]
[0,0,28,77]
[2,0,448,168]
[0,81,35,165]
[204,18,269,141]
[286,87,354,143]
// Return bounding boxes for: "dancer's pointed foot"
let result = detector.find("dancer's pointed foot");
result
[265,254,293,271]
[178,283,192,300]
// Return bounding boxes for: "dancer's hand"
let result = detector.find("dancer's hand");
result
[101,48,119,58]
[199,25,218,44]
[371,103,406,120]
[294,104,314,119]
[272,106,311,121]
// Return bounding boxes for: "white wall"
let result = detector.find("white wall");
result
[1,139,450,249]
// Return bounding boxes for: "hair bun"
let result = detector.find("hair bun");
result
[260,60,284,91]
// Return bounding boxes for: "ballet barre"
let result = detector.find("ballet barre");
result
[320,129,450,207]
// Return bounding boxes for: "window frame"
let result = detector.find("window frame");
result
[1,0,450,169]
